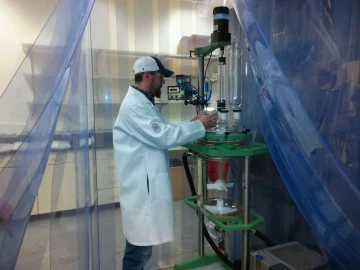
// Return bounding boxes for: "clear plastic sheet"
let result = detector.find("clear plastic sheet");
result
[49,23,99,270]
[0,0,95,268]
[232,0,360,268]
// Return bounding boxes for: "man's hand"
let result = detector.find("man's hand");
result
[190,115,199,122]
[0,199,13,226]
[198,113,218,129]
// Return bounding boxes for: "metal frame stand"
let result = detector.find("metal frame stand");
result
[242,156,250,269]
[197,157,204,257]
[197,155,252,270]
[174,31,267,269]
[175,151,266,270]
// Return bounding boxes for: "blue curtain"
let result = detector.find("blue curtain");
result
[0,0,96,268]
[232,0,360,268]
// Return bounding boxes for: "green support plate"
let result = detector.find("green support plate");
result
[182,142,268,157]
[174,254,231,270]
[204,132,251,141]
[194,41,231,56]
[184,196,264,231]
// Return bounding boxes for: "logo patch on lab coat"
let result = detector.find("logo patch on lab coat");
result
[151,123,161,133]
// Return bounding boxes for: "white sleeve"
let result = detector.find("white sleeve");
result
[115,104,205,149]
[168,120,190,127]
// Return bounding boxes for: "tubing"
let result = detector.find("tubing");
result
[250,230,274,247]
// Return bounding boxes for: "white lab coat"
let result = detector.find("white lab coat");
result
[113,86,205,246]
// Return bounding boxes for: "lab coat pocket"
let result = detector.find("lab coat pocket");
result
[150,173,172,201]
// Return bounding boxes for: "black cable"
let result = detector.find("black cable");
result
[182,152,196,195]
[251,230,274,247]
[204,52,212,79]
[191,84,198,91]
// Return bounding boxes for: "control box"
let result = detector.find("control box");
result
[167,86,183,101]
[167,74,193,101]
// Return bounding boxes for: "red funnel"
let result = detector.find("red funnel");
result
[207,159,229,182]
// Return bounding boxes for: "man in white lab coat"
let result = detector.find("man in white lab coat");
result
[113,56,217,269]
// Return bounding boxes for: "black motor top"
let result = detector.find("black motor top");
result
[211,6,231,44]
[213,6,229,15]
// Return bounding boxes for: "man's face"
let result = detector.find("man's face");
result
[149,72,165,98]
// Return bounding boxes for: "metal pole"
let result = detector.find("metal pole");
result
[219,158,223,180]
[242,156,250,270]
[197,157,204,256]
[198,55,205,111]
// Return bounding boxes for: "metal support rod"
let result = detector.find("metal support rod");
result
[198,55,205,111]
[219,158,223,180]
[197,157,204,256]
[242,156,250,270]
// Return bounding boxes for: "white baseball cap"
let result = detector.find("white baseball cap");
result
[133,56,174,77]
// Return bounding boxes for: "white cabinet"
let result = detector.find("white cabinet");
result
[36,147,117,214]
[32,148,194,215]
[37,150,97,214]
[0,153,39,215]
[38,163,77,214]
[95,148,115,160]
[94,148,118,205]
[97,188,119,205]
[96,158,117,190]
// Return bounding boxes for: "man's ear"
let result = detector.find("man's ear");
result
[143,71,151,81]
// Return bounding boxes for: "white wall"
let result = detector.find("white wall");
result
[90,0,214,53]
[0,0,58,95]
[0,0,233,105]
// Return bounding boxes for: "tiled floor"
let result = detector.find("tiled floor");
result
[15,201,217,270]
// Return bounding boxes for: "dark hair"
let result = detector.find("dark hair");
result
[134,72,144,83]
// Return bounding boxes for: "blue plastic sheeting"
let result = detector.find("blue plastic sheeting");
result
[232,0,360,268]
[0,0,95,268]
[49,23,100,269]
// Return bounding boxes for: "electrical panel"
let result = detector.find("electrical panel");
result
[167,74,193,101]
[167,86,183,101]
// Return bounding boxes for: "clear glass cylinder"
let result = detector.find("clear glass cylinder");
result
[204,158,240,217]
[216,109,228,134]
[203,107,217,132]
[218,61,226,101]
[231,109,242,131]
[228,37,242,109]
